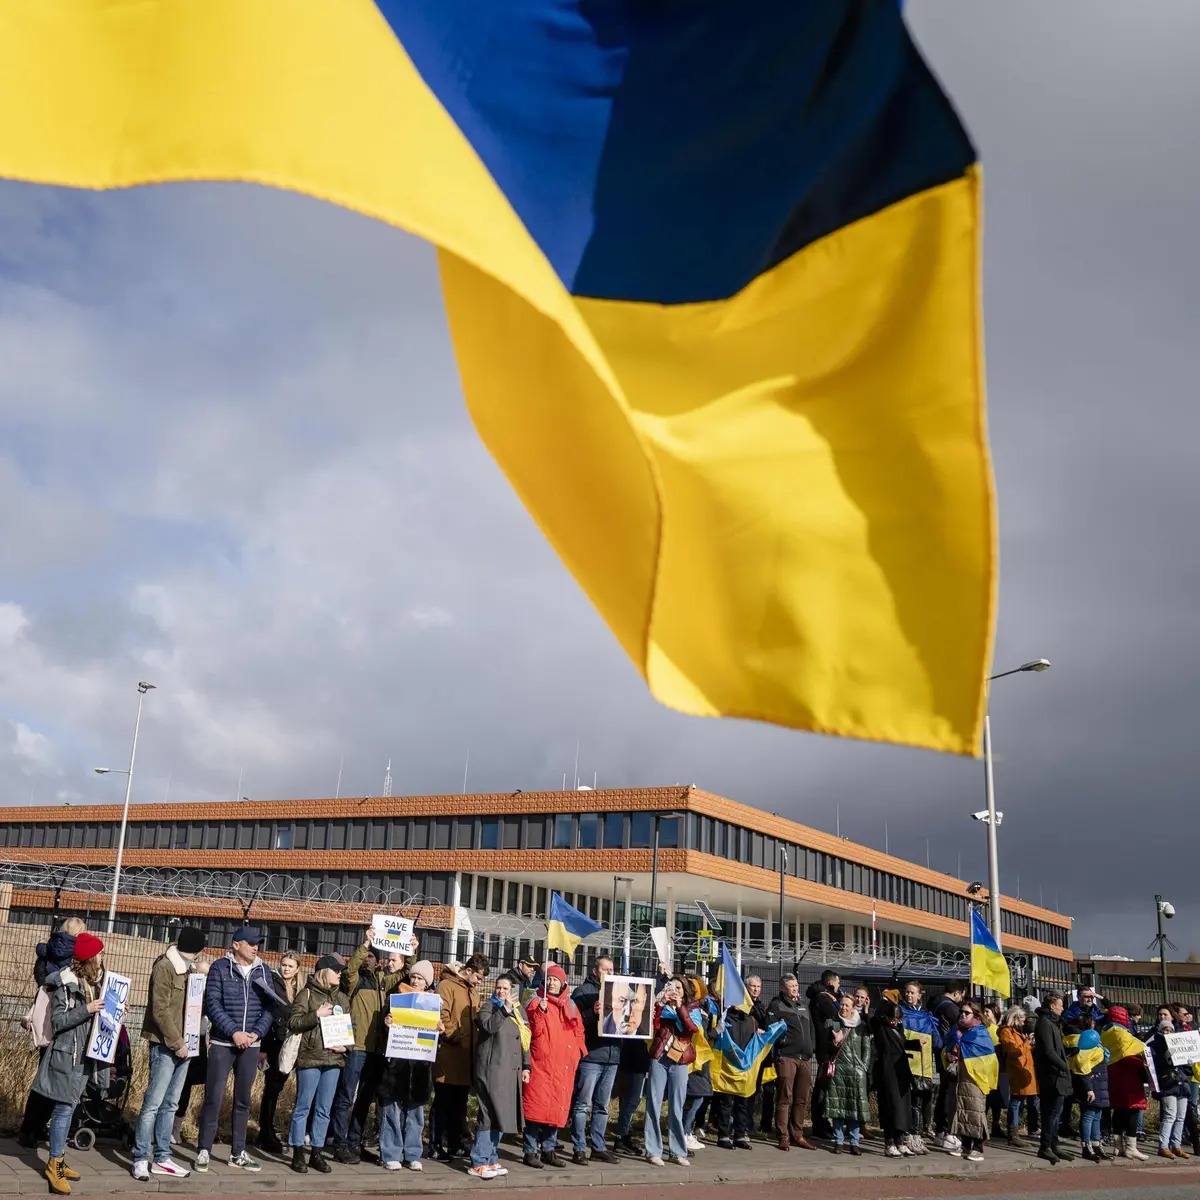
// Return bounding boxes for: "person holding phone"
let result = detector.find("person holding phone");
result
[644,977,699,1167]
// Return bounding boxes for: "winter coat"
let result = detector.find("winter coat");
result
[524,989,587,1126]
[1069,1030,1110,1108]
[287,979,352,1070]
[141,946,194,1053]
[1102,1014,1149,1110]
[806,982,839,1031]
[261,971,301,1059]
[1062,1001,1106,1031]
[750,997,769,1031]
[435,973,481,1087]
[650,1002,698,1065]
[872,1017,915,1134]
[932,994,962,1041]
[204,953,277,1045]
[899,1004,941,1089]
[713,1006,759,1097]
[34,932,77,988]
[1149,1031,1190,1100]
[1033,1009,1071,1097]
[32,968,98,1106]
[572,974,620,1066]
[951,1066,989,1140]
[822,1016,872,1122]
[342,943,407,1053]
[766,993,815,1062]
[474,998,529,1133]
[998,1025,1037,1097]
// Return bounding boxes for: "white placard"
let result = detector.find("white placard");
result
[183,973,206,1058]
[86,970,132,1064]
[1167,1029,1200,1065]
[370,914,416,955]
[599,976,655,1039]
[649,927,672,971]
[385,1018,439,1063]
[320,1012,355,1048]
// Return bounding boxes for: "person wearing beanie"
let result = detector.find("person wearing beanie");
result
[408,961,435,989]
[130,927,208,1181]
[522,964,586,1168]
[195,927,277,1174]
[32,933,106,1195]
[378,962,441,1171]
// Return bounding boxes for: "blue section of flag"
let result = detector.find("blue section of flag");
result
[970,907,1001,955]
[391,991,443,1012]
[549,892,603,941]
[715,942,747,1011]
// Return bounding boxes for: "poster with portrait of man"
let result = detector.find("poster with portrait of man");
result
[599,975,654,1039]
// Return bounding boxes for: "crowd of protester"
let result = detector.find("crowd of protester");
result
[16,921,1200,1190]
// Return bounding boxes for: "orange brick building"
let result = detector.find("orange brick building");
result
[0,785,1072,986]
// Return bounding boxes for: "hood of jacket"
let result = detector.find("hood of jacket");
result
[39,931,78,969]
[44,966,81,991]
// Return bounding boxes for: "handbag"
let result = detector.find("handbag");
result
[821,1035,846,1082]
[277,1033,301,1075]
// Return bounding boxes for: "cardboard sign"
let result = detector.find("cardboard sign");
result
[370,914,416,955]
[1167,1029,1200,1065]
[649,927,672,971]
[385,991,442,1062]
[86,970,132,1064]
[599,976,654,1039]
[183,972,206,1058]
[320,1011,355,1049]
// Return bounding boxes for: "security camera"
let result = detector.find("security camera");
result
[1161,901,1176,919]
[972,810,989,821]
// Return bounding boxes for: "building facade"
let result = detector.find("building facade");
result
[0,785,1072,987]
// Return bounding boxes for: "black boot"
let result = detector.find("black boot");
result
[309,1149,332,1174]
[1053,1143,1075,1162]
[291,1146,308,1174]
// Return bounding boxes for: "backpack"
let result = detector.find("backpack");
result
[22,988,53,1049]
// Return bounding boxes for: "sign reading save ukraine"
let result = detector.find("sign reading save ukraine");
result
[386,991,441,1063]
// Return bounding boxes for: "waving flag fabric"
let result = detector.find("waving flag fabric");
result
[970,909,1011,998]
[900,1004,940,1081]
[546,893,602,957]
[712,1021,787,1098]
[1066,1030,1107,1076]
[0,1,993,753]
[715,942,749,1014]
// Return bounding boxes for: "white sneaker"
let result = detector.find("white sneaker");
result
[384,1161,403,1171]
[405,1160,423,1171]
[885,1145,902,1158]
[685,1134,703,1152]
[669,1155,690,1167]
[900,1142,914,1156]
[645,1155,665,1167]
[193,1150,209,1172]
[132,1160,151,1182]
[489,1165,509,1176]
[151,1159,191,1178]
[966,1150,985,1162]
[943,1135,962,1153]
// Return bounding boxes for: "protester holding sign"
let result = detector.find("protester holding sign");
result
[378,960,439,1172]
[130,926,207,1182]
[1147,1009,1191,1159]
[286,955,351,1175]
[33,932,107,1196]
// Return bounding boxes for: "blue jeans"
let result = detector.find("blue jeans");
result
[1160,1094,1187,1151]
[134,1043,191,1162]
[614,1072,646,1138]
[1080,1106,1102,1144]
[1007,1097,1023,1133]
[328,1049,385,1149]
[523,1123,559,1155]
[379,1100,425,1165]
[644,1058,688,1160]
[471,1126,502,1169]
[683,1095,705,1134]
[290,1067,341,1150]
[832,1117,862,1147]
[48,1102,75,1159]
[572,1061,619,1152]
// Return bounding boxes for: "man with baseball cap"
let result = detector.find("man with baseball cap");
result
[195,927,277,1174]
[131,927,207,1181]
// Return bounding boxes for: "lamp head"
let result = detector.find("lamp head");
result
[1020,659,1051,673]
[137,681,156,694]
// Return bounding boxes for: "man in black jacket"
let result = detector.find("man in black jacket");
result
[1033,991,1074,1164]
[713,1002,759,1149]
[806,971,840,1138]
[931,983,965,1149]
[568,955,621,1165]
[767,974,816,1151]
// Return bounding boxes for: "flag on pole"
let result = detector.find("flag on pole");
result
[969,908,1011,998]
[0,2,993,754]
[715,941,749,1013]
[546,893,602,957]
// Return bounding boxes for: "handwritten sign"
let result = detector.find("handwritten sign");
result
[320,1011,355,1049]
[1167,1029,1200,1065]
[370,914,416,956]
[183,973,205,1058]
[385,992,441,1062]
[86,970,131,1064]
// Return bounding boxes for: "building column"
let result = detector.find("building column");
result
[623,878,634,974]
[735,900,743,970]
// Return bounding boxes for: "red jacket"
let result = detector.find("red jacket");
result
[524,990,587,1126]
[650,1003,699,1064]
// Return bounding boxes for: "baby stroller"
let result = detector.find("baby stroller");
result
[68,1026,132,1152]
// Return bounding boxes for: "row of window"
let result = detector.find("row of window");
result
[0,810,1069,949]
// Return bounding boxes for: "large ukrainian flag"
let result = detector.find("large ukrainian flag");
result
[0,1,993,753]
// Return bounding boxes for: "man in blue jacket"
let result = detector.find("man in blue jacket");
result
[569,954,621,1165]
[195,927,277,1173]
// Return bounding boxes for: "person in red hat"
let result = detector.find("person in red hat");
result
[521,965,586,1169]
[32,932,106,1195]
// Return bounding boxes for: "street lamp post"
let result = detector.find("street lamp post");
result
[612,875,633,973]
[980,659,1050,949]
[778,847,788,964]
[1154,895,1175,1009]
[95,681,156,934]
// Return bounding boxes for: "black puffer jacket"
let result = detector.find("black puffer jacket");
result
[34,932,77,988]
[1033,1009,1071,1097]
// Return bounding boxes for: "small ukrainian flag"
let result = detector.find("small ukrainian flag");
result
[546,893,603,957]
[969,908,1011,999]
[715,942,748,1013]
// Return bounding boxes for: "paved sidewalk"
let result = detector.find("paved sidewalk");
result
[0,1135,1193,1196]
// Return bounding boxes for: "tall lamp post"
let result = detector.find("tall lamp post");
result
[612,875,633,973]
[648,810,684,951]
[976,659,1049,949]
[94,681,156,934]
[777,847,788,963]
[1154,895,1176,1009]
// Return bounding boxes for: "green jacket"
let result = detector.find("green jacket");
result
[141,947,192,1053]
[823,1017,873,1122]
[341,943,406,1053]
[287,979,352,1070]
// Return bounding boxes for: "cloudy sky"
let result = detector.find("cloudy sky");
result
[1,2,1196,958]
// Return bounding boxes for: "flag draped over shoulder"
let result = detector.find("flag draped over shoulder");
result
[970,909,1011,998]
[1065,1030,1106,1076]
[712,1021,787,1098]
[0,1,994,752]
[1101,1023,1144,1067]
[953,1024,999,1095]
[900,1005,939,1081]
[546,893,602,957]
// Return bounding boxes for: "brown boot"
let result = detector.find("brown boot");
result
[45,1157,72,1196]
[777,1136,789,1152]
[58,1161,81,1183]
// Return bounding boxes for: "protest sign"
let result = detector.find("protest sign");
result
[86,970,131,1064]
[370,914,416,955]
[320,1010,355,1049]
[385,991,441,1062]
[1167,1029,1200,1065]
[599,976,654,1039]
[649,926,672,970]
[183,972,205,1058]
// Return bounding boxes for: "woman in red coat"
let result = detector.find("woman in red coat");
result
[1100,1006,1148,1161]
[522,966,586,1168]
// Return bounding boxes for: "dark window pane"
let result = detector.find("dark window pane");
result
[520,884,533,915]
[507,882,518,913]
[577,812,598,849]
[750,832,764,868]
[659,817,679,849]
[603,812,624,849]
[311,822,328,850]
[502,817,521,850]
[370,821,387,850]
[427,874,449,904]
[474,876,489,911]
[525,816,545,849]
[630,812,653,848]
[535,887,548,918]
[480,819,499,851]
[829,923,846,947]
[490,880,503,913]
[553,814,574,849]
[236,822,253,849]
[389,819,406,850]
[712,822,725,857]
[455,818,474,849]
[410,820,429,851]
[275,825,292,850]
[329,822,347,851]
[433,819,451,850]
